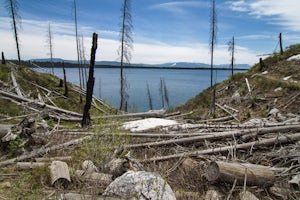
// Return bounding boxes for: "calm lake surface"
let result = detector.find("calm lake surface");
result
[37,67,245,112]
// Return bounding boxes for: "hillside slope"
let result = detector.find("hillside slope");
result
[175,44,300,121]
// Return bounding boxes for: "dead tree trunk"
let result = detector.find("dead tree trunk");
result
[62,62,68,97]
[82,33,98,128]
[207,161,275,187]
[1,52,6,64]
[279,33,283,55]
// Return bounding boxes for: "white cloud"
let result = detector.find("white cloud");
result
[0,17,258,65]
[226,0,300,32]
[150,1,208,14]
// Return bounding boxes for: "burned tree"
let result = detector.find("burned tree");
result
[82,33,98,128]
[119,0,133,111]
[228,36,235,77]
[5,0,21,63]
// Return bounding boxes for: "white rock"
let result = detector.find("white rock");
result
[239,191,259,200]
[287,54,300,61]
[283,76,292,81]
[261,71,268,75]
[274,87,282,92]
[103,171,176,200]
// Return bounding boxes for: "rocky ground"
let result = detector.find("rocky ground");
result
[0,45,300,199]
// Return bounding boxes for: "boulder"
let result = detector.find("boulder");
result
[103,171,176,200]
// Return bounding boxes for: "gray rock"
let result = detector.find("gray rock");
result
[103,171,176,200]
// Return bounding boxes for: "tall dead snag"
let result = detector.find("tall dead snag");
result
[82,33,98,128]
[279,32,283,55]
[119,0,133,111]
[5,0,21,63]
[47,23,54,75]
[209,0,217,113]
[146,83,153,110]
[228,36,235,77]
[62,62,68,97]
[1,52,6,64]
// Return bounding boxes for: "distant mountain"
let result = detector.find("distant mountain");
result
[30,58,250,69]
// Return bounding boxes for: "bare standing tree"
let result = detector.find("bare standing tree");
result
[47,23,54,75]
[209,0,217,113]
[228,36,235,77]
[159,78,169,109]
[119,0,133,111]
[146,83,153,110]
[5,0,21,63]
[73,0,82,90]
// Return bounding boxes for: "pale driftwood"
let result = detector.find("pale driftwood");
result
[245,78,251,93]
[0,113,38,122]
[10,71,23,97]
[0,90,82,117]
[16,162,46,170]
[207,161,275,187]
[125,124,300,149]
[61,193,123,200]
[216,103,240,122]
[75,170,112,186]
[50,161,71,188]
[35,156,72,162]
[0,136,91,167]
[140,133,300,163]
[223,104,239,113]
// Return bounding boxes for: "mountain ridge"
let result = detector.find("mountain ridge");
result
[30,58,250,69]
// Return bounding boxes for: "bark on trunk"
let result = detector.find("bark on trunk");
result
[206,161,275,187]
[82,33,98,128]
[16,162,46,170]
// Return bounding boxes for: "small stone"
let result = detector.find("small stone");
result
[239,191,259,200]
[0,182,12,189]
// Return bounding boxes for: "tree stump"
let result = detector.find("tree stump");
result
[49,161,71,188]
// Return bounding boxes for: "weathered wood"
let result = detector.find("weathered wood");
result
[215,103,239,122]
[50,161,71,188]
[16,162,46,170]
[82,33,98,128]
[0,136,91,167]
[10,71,23,97]
[140,133,300,163]
[75,170,112,186]
[125,124,300,149]
[0,90,82,117]
[35,156,72,162]
[61,193,123,200]
[207,161,275,187]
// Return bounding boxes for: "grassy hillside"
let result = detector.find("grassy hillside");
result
[175,44,300,121]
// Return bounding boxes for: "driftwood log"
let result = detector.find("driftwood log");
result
[0,136,91,167]
[16,162,46,170]
[75,170,112,186]
[126,124,300,149]
[140,133,300,163]
[50,161,71,188]
[206,161,275,187]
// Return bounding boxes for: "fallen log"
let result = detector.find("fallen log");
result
[35,156,72,162]
[10,71,23,97]
[126,124,300,149]
[0,90,82,117]
[16,162,46,170]
[140,132,300,163]
[0,136,91,167]
[206,161,275,187]
[50,161,71,188]
[75,170,112,186]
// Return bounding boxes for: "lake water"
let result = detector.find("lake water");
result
[37,67,244,112]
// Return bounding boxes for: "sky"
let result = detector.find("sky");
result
[0,0,300,66]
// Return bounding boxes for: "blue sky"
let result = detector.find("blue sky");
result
[0,0,299,65]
